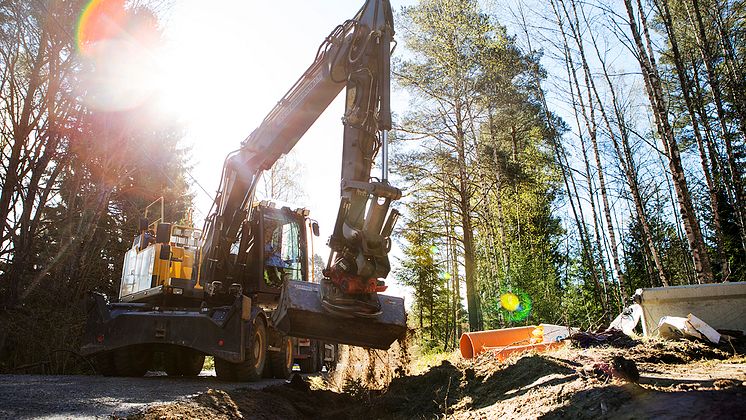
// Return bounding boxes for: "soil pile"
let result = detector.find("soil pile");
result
[130,338,746,419]
[327,332,412,392]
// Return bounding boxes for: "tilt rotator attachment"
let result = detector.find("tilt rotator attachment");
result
[272,181,406,349]
[272,280,406,350]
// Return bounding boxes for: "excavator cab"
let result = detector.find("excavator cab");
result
[213,200,405,349]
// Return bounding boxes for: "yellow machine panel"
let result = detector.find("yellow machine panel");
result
[152,243,197,288]
[118,221,201,301]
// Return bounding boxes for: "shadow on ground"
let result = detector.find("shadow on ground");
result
[539,383,746,420]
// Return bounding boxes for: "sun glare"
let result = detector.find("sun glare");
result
[75,0,255,121]
[153,1,256,121]
[73,0,409,301]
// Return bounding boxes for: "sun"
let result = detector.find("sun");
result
[72,0,411,303]
[75,0,257,123]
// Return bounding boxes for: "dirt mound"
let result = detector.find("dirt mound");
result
[129,389,242,420]
[579,336,733,365]
[131,338,745,419]
[229,380,354,418]
[131,378,356,419]
[365,360,462,418]
[626,339,731,364]
[328,331,413,392]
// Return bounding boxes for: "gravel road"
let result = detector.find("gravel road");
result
[0,371,287,419]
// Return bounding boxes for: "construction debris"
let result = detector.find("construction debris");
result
[569,328,638,348]
[586,356,640,383]
[608,304,643,336]
[635,282,746,336]
[658,314,721,344]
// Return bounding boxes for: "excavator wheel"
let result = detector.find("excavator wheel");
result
[269,336,293,379]
[262,360,273,378]
[113,346,152,377]
[93,352,118,376]
[216,317,267,382]
[164,347,205,377]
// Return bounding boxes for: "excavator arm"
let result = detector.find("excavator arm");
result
[198,0,404,348]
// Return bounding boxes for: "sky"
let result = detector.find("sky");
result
[134,0,646,305]
[67,0,662,325]
[151,0,418,300]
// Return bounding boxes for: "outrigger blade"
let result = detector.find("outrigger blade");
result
[272,280,407,350]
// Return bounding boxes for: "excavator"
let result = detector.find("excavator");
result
[81,0,406,381]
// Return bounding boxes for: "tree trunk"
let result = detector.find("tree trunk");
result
[559,0,671,287]
[569,0,627,303]
[623,0,714,283]
[684,0,746,250]
[454,101,480,331]
[657,0,728,280]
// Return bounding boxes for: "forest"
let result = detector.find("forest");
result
[1,0,745,370]
[0,0,192,370]
[392,0,746,352]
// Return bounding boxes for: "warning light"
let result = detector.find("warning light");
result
[218,339,225,347]
[96,334,105,343]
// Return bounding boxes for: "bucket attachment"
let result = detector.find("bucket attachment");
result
[272,280,406,350]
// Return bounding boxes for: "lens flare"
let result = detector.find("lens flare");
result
[500,292,520,312]
[499,290,532,322]
[76,0,126,56]
[75,0,162,112]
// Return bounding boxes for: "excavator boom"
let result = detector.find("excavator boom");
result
[199,0,406,349]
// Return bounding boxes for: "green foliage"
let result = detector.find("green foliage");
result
[395,0,566,350]
[623,214,696,290]
[0,1,192,372]
[396,201,454,352]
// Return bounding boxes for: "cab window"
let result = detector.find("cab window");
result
[263,213,303,286]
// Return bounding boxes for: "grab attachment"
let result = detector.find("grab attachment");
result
[272,280,406,350]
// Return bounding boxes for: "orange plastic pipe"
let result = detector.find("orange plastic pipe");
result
[459,326,536,359]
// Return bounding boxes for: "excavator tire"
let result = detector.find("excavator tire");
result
[93,352,118,376]
[262,359,273,378]
[214,358,235,381]
[215,317,267,382]
[270,336,293,379]
[113,346,152,377]
[164,347,205,377]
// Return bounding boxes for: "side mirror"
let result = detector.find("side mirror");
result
[311,221,320,237]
